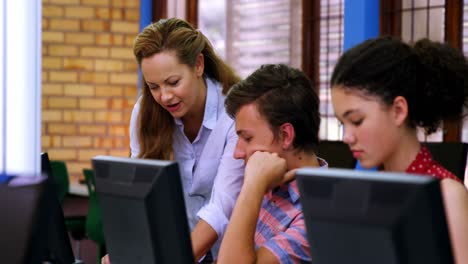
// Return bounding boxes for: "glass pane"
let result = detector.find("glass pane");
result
[221,0,302,78]
[402,11,413,42]
[413,9,428,40]
[400,1,445,142]
[462,2,468,143]
[319,117,342,141]
[417,128,443,142]
[167,0,186,20]
[414,0,429,8]
[319,0,344,140]
[428,7,444,41]
[430,0,445,5]
[402,0,412,9]
[198,0,227,59]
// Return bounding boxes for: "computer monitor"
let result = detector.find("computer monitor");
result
[41,152,53,179]
[92,155,194,264]
[296,168,454,264]
[0,174,75,264]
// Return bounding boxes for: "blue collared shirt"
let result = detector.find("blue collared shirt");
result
[130,78,245,255]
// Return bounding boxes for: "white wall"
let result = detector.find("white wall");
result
[0,1,41,175]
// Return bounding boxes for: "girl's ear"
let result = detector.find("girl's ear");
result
[279,123,295,150]
[392,96,409,126]
[195,53,205,77]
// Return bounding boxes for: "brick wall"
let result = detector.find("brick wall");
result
[42,0,140,180]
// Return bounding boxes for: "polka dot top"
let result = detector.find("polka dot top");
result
[405,146,461,183]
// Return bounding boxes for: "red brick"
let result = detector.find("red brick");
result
[63,136,93,148]
[43,57,63,69]
[110,8,123,19]
[95,8,110,19]
[63,111,94,122]
[65,33,95,45]
[42,110,63,122]
[65,7,95,18]
[95,60,124,71]
[109,73,137,85]
[124,85,138,97]
[64,58,94,71]
[95,85,123,96]
[64,84,95,96]
[49,0,80,4]
[110,21,139,33]
[49,45,79,57]
[43,6,64,17]
[78,149,107,161]
[81,0,110,6]
[109,125,127,136]
[48,97,78,109]
[41,135,63,148]
[43,31,65,43]
[49,71,78,82]
[79,98,109,109]
[48,124,78,135]
[42,84,64,95]
[79,125,107,135]
[108,149,130,157]
[124,9,139,21]
[93,138,113,148]
[95,111,123,123]
[49,19,80,31]
[79,72,109,84]
[96,34,124,46]
[82,20,110,32]
[124,61,138,71]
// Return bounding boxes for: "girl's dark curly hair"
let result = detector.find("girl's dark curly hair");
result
[331,36,468,134]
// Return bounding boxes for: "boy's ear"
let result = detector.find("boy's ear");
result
[279,123,295,150]
[392,96,408,126]
[195,53,205,77]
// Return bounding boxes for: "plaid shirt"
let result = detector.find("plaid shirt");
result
[254,158,327,264]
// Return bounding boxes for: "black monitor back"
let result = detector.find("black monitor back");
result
[41,152,53,179]
[92,156,194,264]
[296,168,453,264]
[0,175,75,264]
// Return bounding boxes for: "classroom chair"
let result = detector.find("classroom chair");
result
[50,160,87,262]
[83,168,106,263]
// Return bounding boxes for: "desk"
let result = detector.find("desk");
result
[69,182,89,197]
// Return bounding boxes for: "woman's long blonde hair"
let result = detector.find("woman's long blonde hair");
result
[133,18,240,160]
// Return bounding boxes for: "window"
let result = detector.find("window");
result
[462,0,468,142]
[198,0,344,140]
[318,0,344,140]
[381,0,465,142]
[198,1,226,59]
[198,0,301,78]
[400,0,445,42]
[402,0,445,142]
